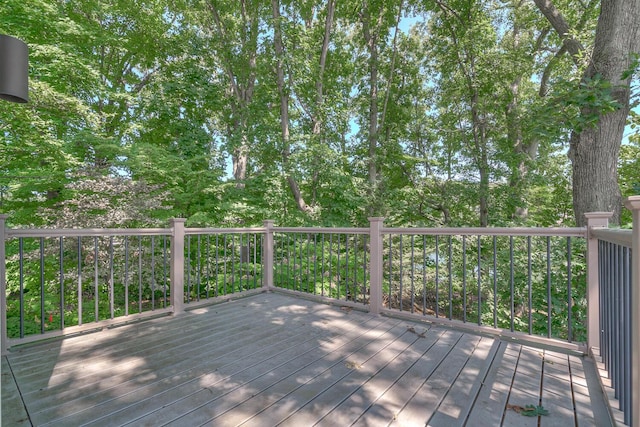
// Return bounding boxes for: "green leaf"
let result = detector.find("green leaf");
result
[521,405,549,417]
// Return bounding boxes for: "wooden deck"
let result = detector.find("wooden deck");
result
[1,292,613,426]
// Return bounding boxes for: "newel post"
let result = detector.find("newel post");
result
[369,217,384,315]
[170,218,186,315]
[624,196,640,427]
[0,214,8,355]
[262,220,275,290]
[584,212,612,352]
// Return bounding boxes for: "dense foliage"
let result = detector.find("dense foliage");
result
[1,0,637,229]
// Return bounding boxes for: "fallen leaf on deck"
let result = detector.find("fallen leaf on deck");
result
[507,404,549,416]
[407,326,426,338]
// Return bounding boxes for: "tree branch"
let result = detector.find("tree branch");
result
[539,44,567,96]
[312,0,336,134]
[380,0,404,133]
[532,0,584,66]
[207,0,241,103]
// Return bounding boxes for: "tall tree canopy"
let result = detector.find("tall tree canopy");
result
[533,0,640,225]
[1,0,638,228]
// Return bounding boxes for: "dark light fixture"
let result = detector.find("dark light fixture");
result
[0,34,29,103]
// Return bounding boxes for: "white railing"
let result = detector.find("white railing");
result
[0,224,175,349]
[1,198,638,426]
[588,197,640,427]
[268,222,589,348]
[0,218,269,351]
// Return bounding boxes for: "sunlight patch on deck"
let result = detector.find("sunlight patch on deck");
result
[1,292,613,427]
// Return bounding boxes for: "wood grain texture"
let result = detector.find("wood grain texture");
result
[1,292,613,426]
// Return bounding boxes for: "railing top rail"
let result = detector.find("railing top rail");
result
[2,225,589,239]
[590,227,633,248]
[6,228,172,238]
[381,226,587,237]
[185,227,267,235]
[273,226,369,234]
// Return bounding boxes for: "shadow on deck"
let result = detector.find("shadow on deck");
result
[1,292,613,426]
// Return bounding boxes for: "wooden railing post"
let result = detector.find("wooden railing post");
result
[262,220,275,290]
[369,217,384,315]
[584,212,613,352]
[170,218,186,315]
[624,196,640,427]
[1,214,8,355]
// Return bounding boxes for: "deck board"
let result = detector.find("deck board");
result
[255,322,413,427]
[569,356,624,427]
[465,341,519,427]
[216,317,404,426]
[349,328,453,427]
[149,319,404,426]
[540,350,579,427]
[426,337,500,426]
[393,333,481,426]
[281,323,438,427]
[1,292,614,426]
[501,345,543,427]
[1,357,31,427]
[323,327,447,427]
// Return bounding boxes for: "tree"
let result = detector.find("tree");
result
[201,0,262,189]
[357,0,405,217]
[534,0,640,225]
[0,0,99,223]
[426,0,503,227]
[5,0,632,230]
[271,0,312,214]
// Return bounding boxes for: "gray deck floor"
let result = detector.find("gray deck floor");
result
[1,292,613,427]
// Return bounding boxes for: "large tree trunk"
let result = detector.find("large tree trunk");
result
[232,138,249,186]
[535,0,640,225]
[570,0,639,226]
